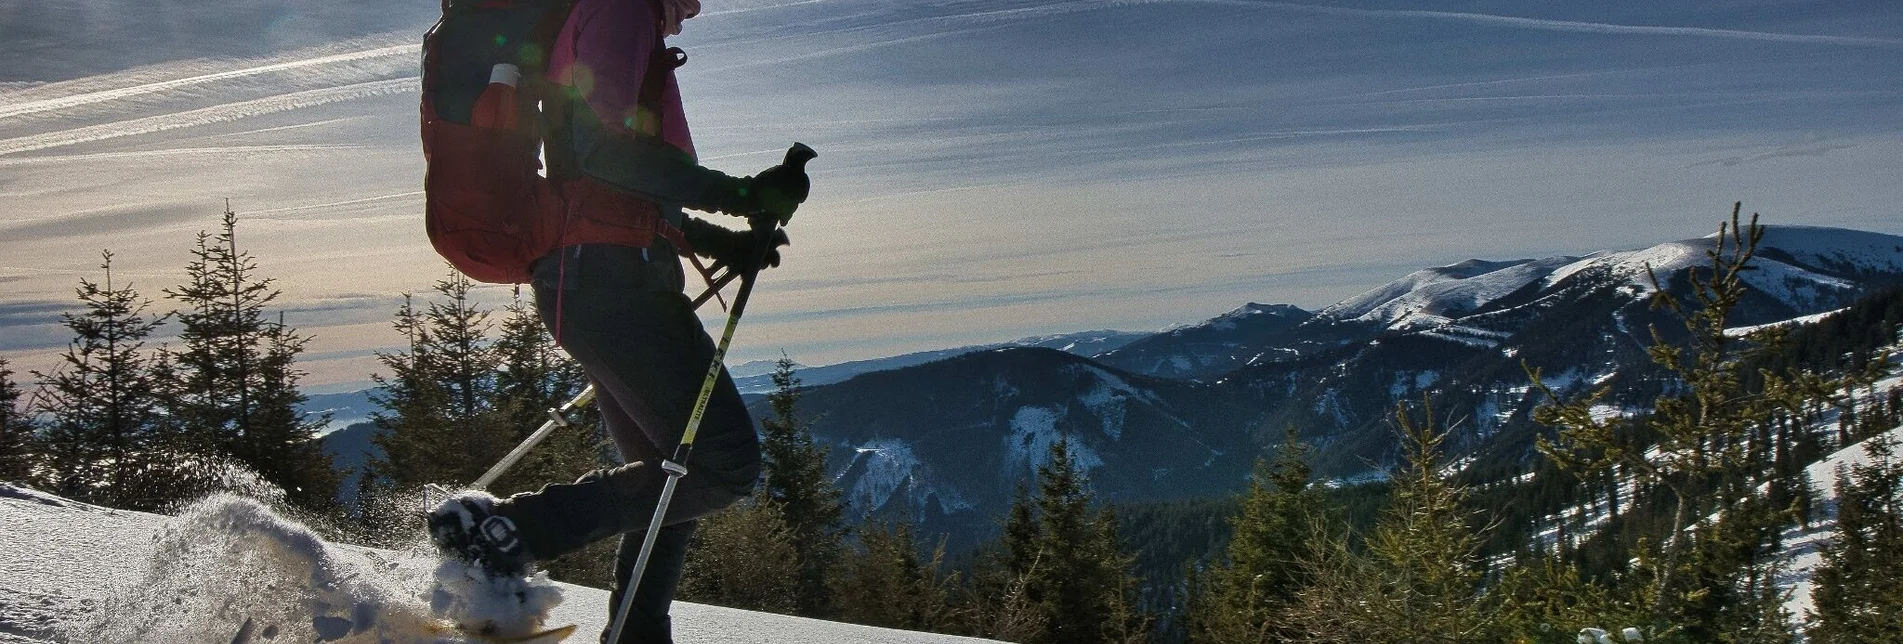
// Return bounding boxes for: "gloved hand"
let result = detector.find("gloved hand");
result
[703,143,815,223]
[681,216,789,274]
[749,143,815,224]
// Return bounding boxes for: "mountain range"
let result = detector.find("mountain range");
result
[318,225,1903,547]
[751,225,1903,545]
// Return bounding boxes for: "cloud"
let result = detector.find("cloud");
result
[1187,1,1903,49]
[0,77,417,156]
[0,45,411,122]
[1692,140,1860,168]
[0,202,207,243]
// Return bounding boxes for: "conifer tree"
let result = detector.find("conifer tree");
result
[489,290,601,496]
[1533,205,1869,630]
[364,295,453,492]
[33,252,183,510]
[831,518,953,631]
[164,205,336,508]
[367,273,512,491]
[1002,479,1040,576]
[1807,434,1903,643]
[1002,438,1150,644]
[0,359,41,484]
[1290,402,1494,643]
[1190,427,1320,643]
[484,289,616,585]
[678,492,803,613]
[757,356,845,616]
[958,479,1049,641]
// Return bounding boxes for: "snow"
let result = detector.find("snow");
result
[1389,370,1441,396]
[1063,363,1183,439]
[1725,308,1846,338]
[1735,259,1857,311]
[842,440,973,520]
[0,484,999,644]
[1003,406,1103,476]
[1322,257,1575,330]
[1541,227,1903,308]
[1779,424,1903,622]
[1752,226,1903,276]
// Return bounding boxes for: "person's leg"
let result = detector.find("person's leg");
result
[479,243,757,544]
[601,521,696,644]
[531,244,760,525]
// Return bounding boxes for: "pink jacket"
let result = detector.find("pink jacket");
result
[550,0,695,158]
[542,0,698,252]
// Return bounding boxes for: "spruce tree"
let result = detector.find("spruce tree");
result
[958,479,1049,641]
[164,206,336,508]
[486,289,617,585]
[678,493,803,613]
[1017,438,1149,644]
[1807,434,1903,643]
[1533,205,1870,631]
[1290,402,1494,643]
[367,273,516,491]
[757,356,845,616]
[489,289,601,496]
[0,359,40,484]
[831,518,953,631]
[365,294,453,493]
[32,252,182,510]
[1190,427,1320,643]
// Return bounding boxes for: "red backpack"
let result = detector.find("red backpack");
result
[419,0,576,284]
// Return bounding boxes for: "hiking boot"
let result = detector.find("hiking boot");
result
[427,491,533,578]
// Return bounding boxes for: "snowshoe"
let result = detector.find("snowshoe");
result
[427,491,533,579]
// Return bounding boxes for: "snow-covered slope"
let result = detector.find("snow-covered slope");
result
[1320,257,1578,330]
[1778,424,1903,623]
[1324,226,1903,338]
[0,485,997,644]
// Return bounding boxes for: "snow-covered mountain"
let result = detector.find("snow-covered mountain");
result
[773,347,1249,549]
[765,225,1903,539]
[315,225,1903,550]
[0,484,998,644]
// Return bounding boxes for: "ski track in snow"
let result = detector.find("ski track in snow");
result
[0,486,1000,644]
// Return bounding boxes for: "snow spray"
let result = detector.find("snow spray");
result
[63,494,562,643]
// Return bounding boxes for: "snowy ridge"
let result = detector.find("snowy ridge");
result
[1205,303,1309,331]
[1754,226,1903,277]
[1322,257,1577,329]
[1316,226,1902,340]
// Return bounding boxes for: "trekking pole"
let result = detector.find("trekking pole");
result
[606,212,783,644]
[467,270,739,491]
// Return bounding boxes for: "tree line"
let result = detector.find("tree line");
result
[0,204,337,512]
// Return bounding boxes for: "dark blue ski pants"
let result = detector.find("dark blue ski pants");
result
[508,242,761,643]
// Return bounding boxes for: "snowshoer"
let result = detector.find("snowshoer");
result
[426,0,809,641]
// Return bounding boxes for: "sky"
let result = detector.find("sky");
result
[1,0,1900,393]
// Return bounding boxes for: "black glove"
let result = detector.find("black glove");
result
[703,143,816,223]
[681,216,789,274]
